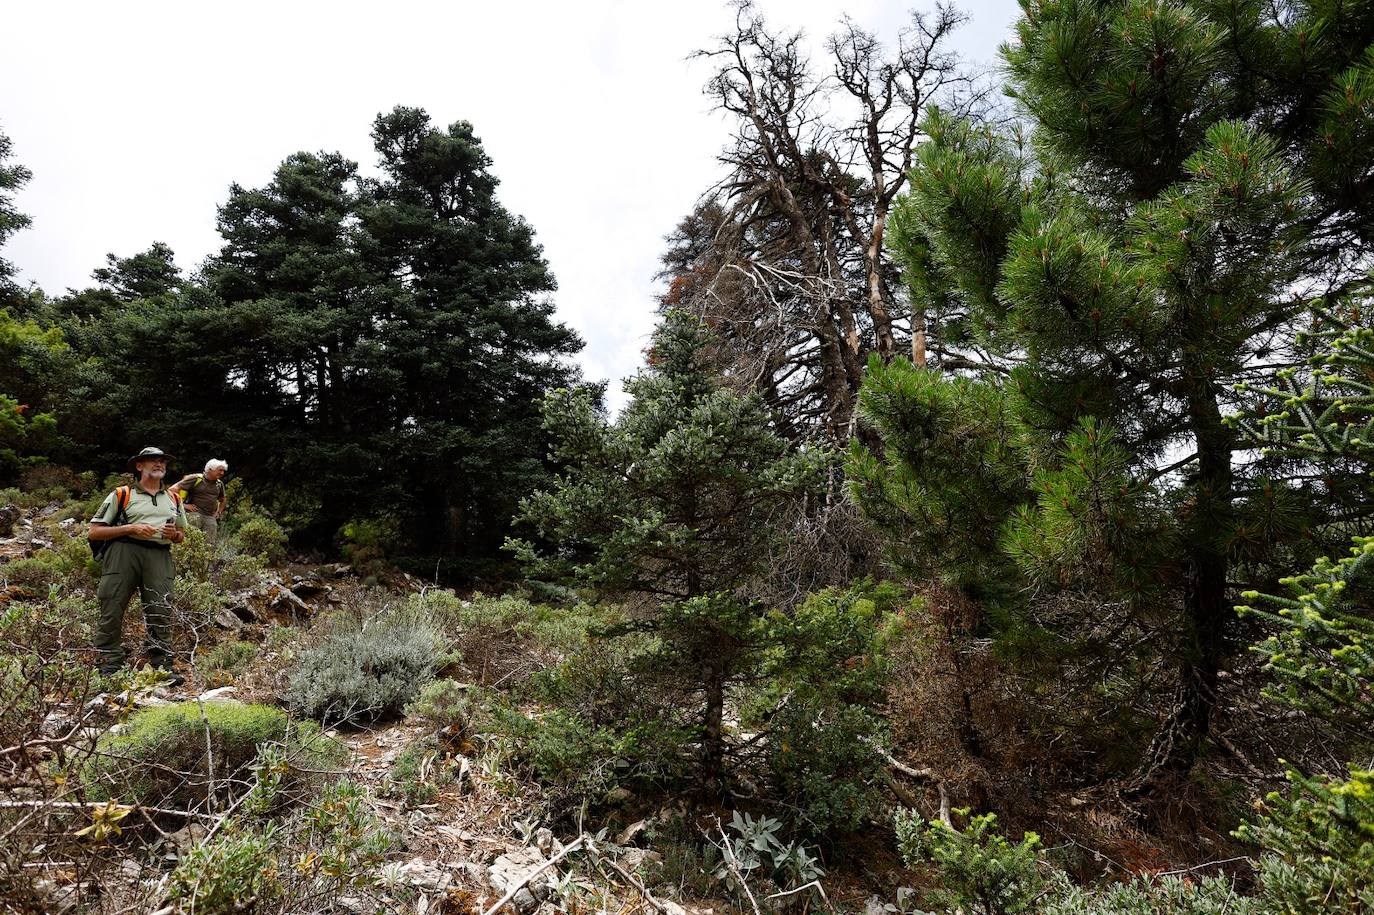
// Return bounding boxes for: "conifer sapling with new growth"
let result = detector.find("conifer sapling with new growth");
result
[509,311,827,793]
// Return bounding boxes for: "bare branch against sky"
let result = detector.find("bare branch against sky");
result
[2,0,1019,408]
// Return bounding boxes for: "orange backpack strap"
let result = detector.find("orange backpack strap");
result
[103,486,132,527]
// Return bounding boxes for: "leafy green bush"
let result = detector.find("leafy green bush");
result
[198,640,259,683]
[383,735,458,807]
[235,515,288,565]
[895,808,1045,915]
[1039,875,1254,915]
[2,537,97,592]
[83,700,340,809]
[484,702,638,805]
[337,516,399,576]
[755,583,898,835]
[286,615,442,725]
[168,825,282,914]
[171,525,217,581]
[265,623,297,649]
[169,573,221,629]
[168,778,397,913]
[765,700,887,835]
[405,677,471,734]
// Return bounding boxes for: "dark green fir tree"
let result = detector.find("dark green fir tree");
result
[509,311,825,790]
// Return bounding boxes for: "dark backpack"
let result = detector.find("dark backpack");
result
[89,486,133,560]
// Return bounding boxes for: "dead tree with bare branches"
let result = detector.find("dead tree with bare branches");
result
[669,1,975,442]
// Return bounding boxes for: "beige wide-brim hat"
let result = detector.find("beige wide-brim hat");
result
[128,446,176,470]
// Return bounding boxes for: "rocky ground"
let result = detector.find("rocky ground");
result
[3,498,747,915]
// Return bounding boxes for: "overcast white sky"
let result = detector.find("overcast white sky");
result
[4,0,1020,409]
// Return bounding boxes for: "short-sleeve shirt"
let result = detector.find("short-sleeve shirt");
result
[173,474,225,514]
[91,486,188,545]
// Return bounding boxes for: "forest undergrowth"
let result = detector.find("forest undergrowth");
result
[0,443,1368,914]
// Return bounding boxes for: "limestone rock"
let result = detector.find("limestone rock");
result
[0,504,19,538]
[213,607,244,631]
[289,576,330,598]
[397,858,452,893]
[533,826,563,856]
[169,822,208,853]
[616,818,649,846]
[618,847,662,872]
[488,847,557,911]
[225,600,257,622]
[270,586,313,617]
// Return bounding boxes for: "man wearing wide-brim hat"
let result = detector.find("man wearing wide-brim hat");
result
[88,447,188,685]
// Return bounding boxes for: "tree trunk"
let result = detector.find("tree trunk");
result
[442,481,465,557]
[912,304,928,367]
[1134,372,1231,793]
[702,659,726,796]
[866,214,897,360]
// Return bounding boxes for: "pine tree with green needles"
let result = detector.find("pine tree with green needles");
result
[0,129,63,481]
[0,127,31,296]
[866,0,1374,789]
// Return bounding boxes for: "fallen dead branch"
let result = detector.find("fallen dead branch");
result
[0,799,215,820]
[871,744,951,826]
[592,854,675,915]
[766,878,836,913]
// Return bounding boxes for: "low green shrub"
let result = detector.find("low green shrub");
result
[286,616,442,725]
[894,807,1257,915]
[1039,875,1254,915]
[234,515,288,565]
[1243,766,1374,914]
[171,526,217,581]
[383,735,457,807]
[83,700,341,810]
[404,678,472,734]
[168,778,397,914]
[296,778,397,884]
[198,640,259,683]
[168,825,282,914]
[2,537,97,592]
[765,699,887,835]
[754,583,898,835]
[265,623,298,649]
[170,575,223,634]
[895,808,1045,915]
[484,702,643,807]
[337,516,398,576]
[172,524,265,587]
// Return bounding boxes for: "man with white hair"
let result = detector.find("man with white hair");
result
[172,459,229,546]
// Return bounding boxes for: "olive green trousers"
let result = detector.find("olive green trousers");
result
[187,511,218,546]
[94,540,175,674]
